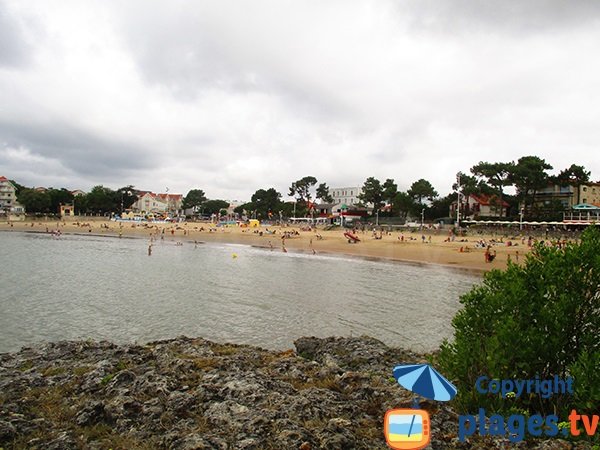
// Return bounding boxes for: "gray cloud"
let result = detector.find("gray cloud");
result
[0,120,157,179]
[399,0,600,35]
[0,0,599,200]
[0,1,31,67]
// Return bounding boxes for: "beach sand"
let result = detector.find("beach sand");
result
[0,219,531,272]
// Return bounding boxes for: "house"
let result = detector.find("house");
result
[130,191,183,216]
[156,193,183,215]
[450,193,510,219]
[0,176,25,219]
[70,189,86,197]
[312,202,334,217]
[131,192,168,215]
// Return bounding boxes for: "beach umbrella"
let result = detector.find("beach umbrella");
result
[393,364,457,402]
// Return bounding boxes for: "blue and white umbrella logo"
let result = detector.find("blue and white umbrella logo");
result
[393,364,457,402]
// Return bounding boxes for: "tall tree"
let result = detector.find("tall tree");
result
[382,179,398,204]
[509,156,553,217]
[116,186,138,211]
[358,177,384,213]
[289,176,318,204]
[251,188,282,218]
[393,191,417,220]
[182,189,207,212]
[471,162,514,217]
[408,179,438,205]
[84,186,117,213]
[315,183,333,203]
[452,173,494,197]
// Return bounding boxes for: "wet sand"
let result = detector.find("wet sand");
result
[0,219,531,272]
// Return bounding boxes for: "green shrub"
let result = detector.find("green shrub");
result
[438,227,600,418]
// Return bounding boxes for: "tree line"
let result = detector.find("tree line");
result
[12,155,593,220]
[14,184,139,215]
[356,156,592,222]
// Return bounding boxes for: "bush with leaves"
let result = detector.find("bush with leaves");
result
[438,227,600,419]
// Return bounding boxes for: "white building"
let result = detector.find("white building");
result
[0,176,25,217]
[131,191,183,216]
[131,192,168,214]
[330,186,363,213]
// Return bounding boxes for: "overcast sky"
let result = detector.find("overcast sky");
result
[1,1,599,201]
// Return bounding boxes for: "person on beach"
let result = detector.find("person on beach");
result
[148,244,152,256]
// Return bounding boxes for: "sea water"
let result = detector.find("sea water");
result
[0,232,479,353]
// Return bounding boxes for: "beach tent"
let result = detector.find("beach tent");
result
[248,219,260,228]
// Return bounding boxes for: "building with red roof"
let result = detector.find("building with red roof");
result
[450,193,510,219]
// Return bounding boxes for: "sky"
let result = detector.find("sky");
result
[1,0,599,202]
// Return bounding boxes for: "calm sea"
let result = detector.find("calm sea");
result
[0,231,479,353]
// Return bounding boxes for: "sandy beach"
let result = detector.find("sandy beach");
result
[0,219,533,272]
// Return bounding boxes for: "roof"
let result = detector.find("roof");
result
[157,193,183,200]
[470,194,510,208]
[0,176,7,182]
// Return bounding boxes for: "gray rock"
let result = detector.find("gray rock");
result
[75,400,111,426]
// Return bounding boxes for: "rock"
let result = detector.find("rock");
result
[0,420,16,440]
[45,431,78,450]
[0,336,595,450]
[75,401,111,426]
[167,391,196,414]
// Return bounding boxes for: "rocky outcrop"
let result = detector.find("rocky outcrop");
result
[0,336,591,449]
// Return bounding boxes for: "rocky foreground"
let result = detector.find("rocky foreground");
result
[0,336,590,449]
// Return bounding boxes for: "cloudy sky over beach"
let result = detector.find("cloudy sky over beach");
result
[1,0,599,200]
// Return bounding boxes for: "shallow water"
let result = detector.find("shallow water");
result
[0,232,479,353]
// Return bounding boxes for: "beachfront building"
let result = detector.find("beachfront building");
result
[330,186,363,213]
[532,184,578,210]
[131,191,183,217]
[156,193,183,216]
[0,176,25,219]
[131,192,168,215]
[450,193,509,219]
[579,182,600,207]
